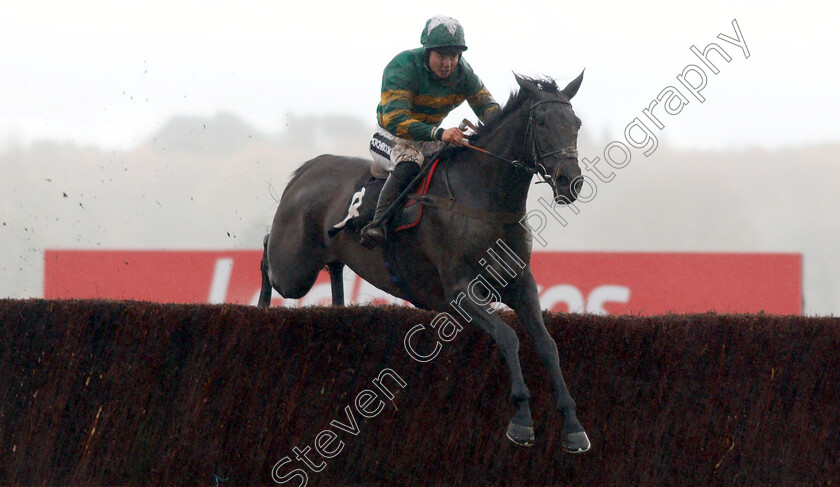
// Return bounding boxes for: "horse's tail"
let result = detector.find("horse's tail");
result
[257,233,273,307]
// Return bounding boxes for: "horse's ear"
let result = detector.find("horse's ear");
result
[561,70,585,99]
[514,73,541,98]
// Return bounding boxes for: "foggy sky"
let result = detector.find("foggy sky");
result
[2,1,838,151]
[2,1,838,315]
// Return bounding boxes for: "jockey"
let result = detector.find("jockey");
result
[360,15,501,249]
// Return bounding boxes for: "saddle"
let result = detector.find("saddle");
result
[329,159,442,238]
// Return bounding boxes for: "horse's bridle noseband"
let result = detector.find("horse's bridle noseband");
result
[524,99,578,191]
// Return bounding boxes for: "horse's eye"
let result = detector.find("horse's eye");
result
[536,118,546,127]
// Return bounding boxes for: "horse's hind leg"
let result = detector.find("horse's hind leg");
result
[327,262,345,305]
[258,234,273,307]
[263,221,330,302]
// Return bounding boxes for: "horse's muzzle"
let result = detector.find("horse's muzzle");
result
[552,159,582,204]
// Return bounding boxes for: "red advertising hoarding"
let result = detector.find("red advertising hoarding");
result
[44,250,802,315]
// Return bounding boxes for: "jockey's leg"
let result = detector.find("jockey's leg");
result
[360,141,422,249]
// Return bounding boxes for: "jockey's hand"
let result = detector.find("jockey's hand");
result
[441,127,466,145]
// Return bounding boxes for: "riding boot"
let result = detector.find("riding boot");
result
[360,160,421,249]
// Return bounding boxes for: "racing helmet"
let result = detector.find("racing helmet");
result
[420,15,468,51]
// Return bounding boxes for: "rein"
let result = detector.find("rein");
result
[456,140,537,173]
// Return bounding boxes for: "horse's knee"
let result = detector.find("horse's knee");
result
[278,286,307,299]
[495,325,521,354]
[269,275,307,299]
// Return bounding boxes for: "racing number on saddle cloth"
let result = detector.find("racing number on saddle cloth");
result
[333,124,455,236]
[333,187,366,230]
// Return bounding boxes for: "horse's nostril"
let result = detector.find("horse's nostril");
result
[572,177,583,196]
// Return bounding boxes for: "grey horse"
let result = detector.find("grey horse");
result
[259,73,590,453]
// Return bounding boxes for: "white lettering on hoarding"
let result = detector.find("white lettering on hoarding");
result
[585,285,631,315]
[242,267,629,315]
[208,258,234,304]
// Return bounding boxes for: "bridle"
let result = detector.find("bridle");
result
[458,98,578,191]
[421,97,579,224]
[524,98,579,192]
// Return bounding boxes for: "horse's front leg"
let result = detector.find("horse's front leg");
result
[507,270,590,453]
[447,282,535,446]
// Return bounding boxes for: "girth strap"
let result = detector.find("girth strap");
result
[418,194,523,225]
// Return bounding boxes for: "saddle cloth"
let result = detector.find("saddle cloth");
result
[329,160,441,238]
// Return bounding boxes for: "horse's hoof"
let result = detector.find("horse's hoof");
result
[506,422,535,447]
[562,430,591,454]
